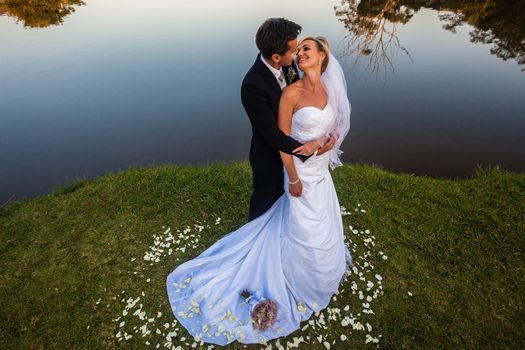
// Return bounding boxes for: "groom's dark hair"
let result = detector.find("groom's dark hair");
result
[256,18,302,60]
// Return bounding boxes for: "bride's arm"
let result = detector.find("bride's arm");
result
[278,87,302,197]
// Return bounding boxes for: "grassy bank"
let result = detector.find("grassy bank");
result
[0,162,523,349]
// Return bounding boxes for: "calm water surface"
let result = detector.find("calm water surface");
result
[1,0,524,202]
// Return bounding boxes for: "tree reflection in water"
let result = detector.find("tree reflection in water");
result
[0,0,84,28]
[335,0,414,77]
[335,0,525,74]
[1,0,522,71]
[436,0,525,72]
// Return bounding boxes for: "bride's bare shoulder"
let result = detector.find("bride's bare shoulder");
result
[281,80,304,103]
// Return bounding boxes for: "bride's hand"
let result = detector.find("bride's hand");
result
[289,179,302,197]
[292,139,321,156]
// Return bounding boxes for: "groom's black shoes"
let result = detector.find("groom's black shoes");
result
[241,54,305,221]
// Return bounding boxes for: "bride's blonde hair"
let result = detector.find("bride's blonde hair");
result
[299,36,330,73]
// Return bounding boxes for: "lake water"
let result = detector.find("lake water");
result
[1,0,524,203]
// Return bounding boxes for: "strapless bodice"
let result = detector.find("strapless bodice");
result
[289,103,334,180]
[291,103,334,143]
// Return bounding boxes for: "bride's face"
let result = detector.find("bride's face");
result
[295,40,325,72]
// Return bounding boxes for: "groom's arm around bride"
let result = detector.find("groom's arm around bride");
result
[241,64,309,162]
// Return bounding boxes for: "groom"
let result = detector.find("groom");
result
[241,18,333,221]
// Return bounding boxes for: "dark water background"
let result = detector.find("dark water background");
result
[1,0,524,203]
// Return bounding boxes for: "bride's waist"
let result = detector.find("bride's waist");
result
[290,130,331,178]
[293,152,329,177]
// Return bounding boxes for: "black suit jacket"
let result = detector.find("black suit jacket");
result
[241,54,306,172]
[241,54,307,220]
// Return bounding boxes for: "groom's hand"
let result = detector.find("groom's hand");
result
[292,140,321,156]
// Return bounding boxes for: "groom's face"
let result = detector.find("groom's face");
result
[277,39,298,67]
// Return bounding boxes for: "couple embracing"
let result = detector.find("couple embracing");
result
[167,18,352,345]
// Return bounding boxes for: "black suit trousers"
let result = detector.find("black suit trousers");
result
[248,158,285,221]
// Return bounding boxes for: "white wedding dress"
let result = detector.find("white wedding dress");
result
[166,102,352,345]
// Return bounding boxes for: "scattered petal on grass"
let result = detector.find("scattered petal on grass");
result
[103,208,386,348]
[365,334,380,344]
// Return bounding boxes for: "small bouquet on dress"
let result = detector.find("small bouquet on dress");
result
[240,289,277,331]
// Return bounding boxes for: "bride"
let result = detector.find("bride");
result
[166,36,352,345]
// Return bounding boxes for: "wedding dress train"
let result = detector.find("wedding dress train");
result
[166,103,352,345]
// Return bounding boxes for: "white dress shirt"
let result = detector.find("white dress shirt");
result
[260,55,287,90]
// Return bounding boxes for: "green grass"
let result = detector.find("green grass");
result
[0,162,523,349]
